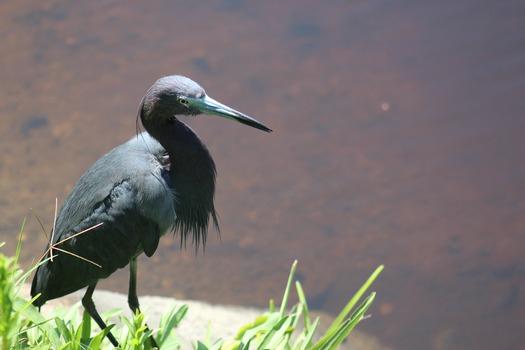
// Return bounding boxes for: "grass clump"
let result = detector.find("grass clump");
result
[1,222,383,349]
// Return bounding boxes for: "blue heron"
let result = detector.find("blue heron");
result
[31,75,272,347]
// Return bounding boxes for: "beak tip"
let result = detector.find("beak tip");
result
[253,123,272,133]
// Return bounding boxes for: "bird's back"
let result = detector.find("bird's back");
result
[31,132,176,305]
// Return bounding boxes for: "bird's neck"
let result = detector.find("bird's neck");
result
[150,117,219,248]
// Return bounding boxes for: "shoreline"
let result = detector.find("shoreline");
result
[20,284,388,349]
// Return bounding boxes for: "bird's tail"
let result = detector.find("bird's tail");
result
[30,257,49,307]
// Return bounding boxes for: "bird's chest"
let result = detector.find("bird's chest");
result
[128,153,177,235]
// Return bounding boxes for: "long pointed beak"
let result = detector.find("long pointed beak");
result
[187,95,272,133]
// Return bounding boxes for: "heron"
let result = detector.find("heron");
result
[30,75,272,347]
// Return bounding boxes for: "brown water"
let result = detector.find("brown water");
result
[1,1,525,349]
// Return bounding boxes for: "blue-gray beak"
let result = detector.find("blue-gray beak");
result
[186,95,272,133]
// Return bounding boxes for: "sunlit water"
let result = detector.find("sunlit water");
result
[1,1,524,349]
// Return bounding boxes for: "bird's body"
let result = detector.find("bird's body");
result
[32,132,182,302]
[31,75,271,347]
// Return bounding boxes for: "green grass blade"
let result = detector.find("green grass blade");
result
[87,323,115,349]
[259,315,292,349]
[14,297,62,348]
[295,281,310,332]
[14,218,26,265]
[54,317,71,343]
[296,317,319,350]
[196,340,209,350]
[325,294,375,349]
[325,265,383,336]
[287,304,302,331]
[237,313,280,345]
[13,294,38,315]
[314,292,376,350]
[269,299,275,313]
[279,260,298,317]
[15,256,53,294]
[157,304,188,347]
[81,309,91,341]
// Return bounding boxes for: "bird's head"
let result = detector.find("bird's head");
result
[138,75,272,135]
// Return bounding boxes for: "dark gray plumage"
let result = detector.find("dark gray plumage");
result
[31,75,271,347]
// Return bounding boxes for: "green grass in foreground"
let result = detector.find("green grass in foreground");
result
[0,221,383,349]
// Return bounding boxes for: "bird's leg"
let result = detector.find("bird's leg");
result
[82,283,119,347]
[128,257,141,314]
[129,257,159,349]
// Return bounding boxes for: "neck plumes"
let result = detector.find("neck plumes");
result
[142,111,219,249]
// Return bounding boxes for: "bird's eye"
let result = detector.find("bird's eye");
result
[178,97,189,105]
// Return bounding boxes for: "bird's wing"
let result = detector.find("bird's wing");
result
[32,134,176,303]
[54,133,175,243]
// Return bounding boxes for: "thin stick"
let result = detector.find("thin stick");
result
[52,247,102,268]
[54,222,103,247]
[50,198,58,262]
[37,222,104,269]
[30,208,48,240]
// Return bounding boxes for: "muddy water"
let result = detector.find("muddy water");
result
[1,1,524,349]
